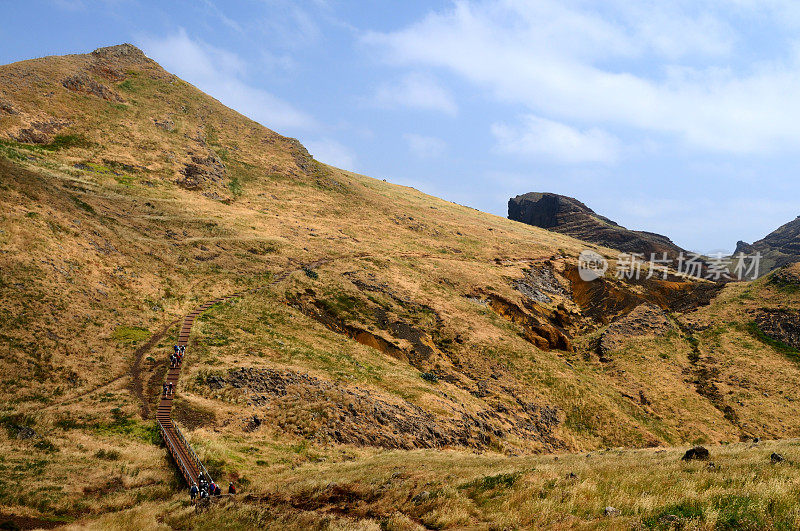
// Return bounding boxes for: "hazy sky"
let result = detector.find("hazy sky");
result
[3,0,800,253]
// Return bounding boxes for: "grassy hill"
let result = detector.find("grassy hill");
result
[1,44,800,529]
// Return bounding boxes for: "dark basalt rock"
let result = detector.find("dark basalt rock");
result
[682,445,710,461]
[508,192,688,262]
[753,308,800,350]
[177,153,226,190]
[734,217,800,277]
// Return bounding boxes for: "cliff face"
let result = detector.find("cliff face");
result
[736,216,800,275]
[508,192,687,260]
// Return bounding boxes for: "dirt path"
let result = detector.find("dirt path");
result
[129,319,179,419]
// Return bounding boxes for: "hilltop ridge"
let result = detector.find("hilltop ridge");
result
[1,44,800,528]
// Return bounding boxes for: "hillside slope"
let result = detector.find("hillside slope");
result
[1,45,800,528]
[736,216,800,275]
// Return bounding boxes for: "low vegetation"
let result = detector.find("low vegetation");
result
[0,44,798,528]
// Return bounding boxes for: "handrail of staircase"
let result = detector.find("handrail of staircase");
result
[157,419,194,483]
[173,422,213,483]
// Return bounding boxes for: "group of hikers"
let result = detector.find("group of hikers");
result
[162,345,187,396]
[189,474,236,501]
[171,344,185,368]
[159,345,239,501]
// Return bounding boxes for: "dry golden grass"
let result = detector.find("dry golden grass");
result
[1,45,799,528]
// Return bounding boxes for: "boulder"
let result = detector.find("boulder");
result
[682,446,710,461]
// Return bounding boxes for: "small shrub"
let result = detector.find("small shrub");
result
[33,439,58,453]
[95,449,121,460]
[303,267,318,279]
[420,372,439,383]
[41,134,92,151]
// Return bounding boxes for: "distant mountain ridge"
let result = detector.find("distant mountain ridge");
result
[509,192,800,278]
[735,216,800,275]
[508,192,688,261]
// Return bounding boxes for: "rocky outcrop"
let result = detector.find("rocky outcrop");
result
[512,263,571,304]
[11,118,71,144]
[204,367,564,451]
[563,265,722,325]
[177,153,226,190]
[62,73,124,102]
[768,264,800,292]
[736,216,800,276]
[754,308,800,350]
[598,303,672,359]
[508,192,687,261]
[0,99,15,114]
[153,117,175,132]
[91,43,149,64]
[485,294,573,351]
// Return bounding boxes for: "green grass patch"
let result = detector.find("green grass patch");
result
[228,176,243,198]
[42,134,92,151]
[643,501,704,528]
[118,79,135,92]
[94,449,120,460]
[0,143,27,161]
[70,195,95,214]
[93,414,161,446]
[111,326,150,345]
[713,495,764,529]
[114,174,135,186]
[458,472,522,506]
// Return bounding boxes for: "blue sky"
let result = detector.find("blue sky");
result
[3,0,800,253]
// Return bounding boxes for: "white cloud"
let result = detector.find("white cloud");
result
[304,138,356,169]
[363,0,800,154]
[403,133,446,158]
[374,72,458,115]
[137,29,316,132]
[492,115,620,164]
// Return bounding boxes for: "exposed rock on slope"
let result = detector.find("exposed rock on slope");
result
[598,303,673,360]
[203,368,564,451]
[177,153,226,190]
[508,192,688,260]
[736,216,800,276]
[754,308,800,350]
[61,73,124,102]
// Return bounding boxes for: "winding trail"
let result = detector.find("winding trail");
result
[156,291,252,486]
[154,252,550,486]
[154,267,298,486]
